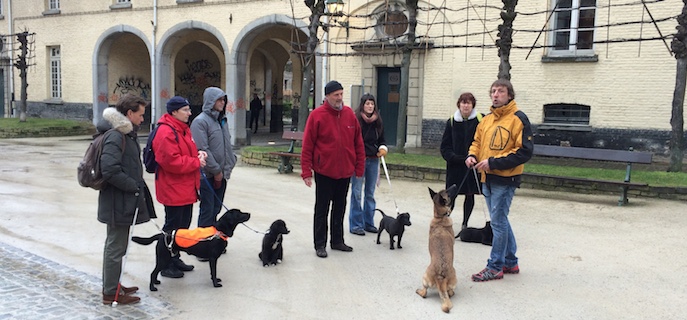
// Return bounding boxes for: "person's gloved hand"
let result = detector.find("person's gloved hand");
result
[376,145,388,157]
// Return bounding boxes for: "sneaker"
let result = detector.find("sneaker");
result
[364,226,379,234]
[103,293,140,305]
[172,257,194,272]
[471,268,503,282]
[331,243,353,252]
[503,265,520,274]
[316,247,328,258]
[350,229,365,236]
[161,265,184,278]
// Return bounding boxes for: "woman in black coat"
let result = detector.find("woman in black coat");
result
[440,92,483,229]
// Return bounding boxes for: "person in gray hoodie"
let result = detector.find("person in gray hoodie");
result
[190,87,237,233]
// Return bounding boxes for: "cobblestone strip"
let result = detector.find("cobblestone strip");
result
[0,242,175,319]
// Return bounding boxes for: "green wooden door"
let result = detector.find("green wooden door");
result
[376,67,401,145]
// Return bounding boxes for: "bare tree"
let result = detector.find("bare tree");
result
[395,0,419,153]
[298,0,326,132]
[668,0,687,172]
[497,0,517,80]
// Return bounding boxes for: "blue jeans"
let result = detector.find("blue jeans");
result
[198,177,227,228]
[483,182,518,271]
[349,158,379,232]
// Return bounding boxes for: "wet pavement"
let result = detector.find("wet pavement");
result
[1,124,686,319]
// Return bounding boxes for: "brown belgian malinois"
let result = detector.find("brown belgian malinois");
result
[416,184,459,313]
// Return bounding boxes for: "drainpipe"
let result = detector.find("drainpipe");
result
[150,0,158,129]
[7,0,14,117]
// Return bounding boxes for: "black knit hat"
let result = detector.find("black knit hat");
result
[166,96,189,113]
[324,80,343,95]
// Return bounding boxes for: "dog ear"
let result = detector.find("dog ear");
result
[428,187,437,199]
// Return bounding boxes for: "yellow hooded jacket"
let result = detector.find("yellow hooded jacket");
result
[468,99,534,187]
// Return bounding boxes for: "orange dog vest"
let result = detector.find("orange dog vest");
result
[174,226,228,248]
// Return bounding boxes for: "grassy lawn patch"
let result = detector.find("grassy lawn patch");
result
[0,118,94,138]
[243,146,687,187]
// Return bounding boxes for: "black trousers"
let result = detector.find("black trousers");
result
[250,110,260,131]
[313,172,351,249]
[162,204,193,232]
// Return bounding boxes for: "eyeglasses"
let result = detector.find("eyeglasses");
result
[178,107,192,113]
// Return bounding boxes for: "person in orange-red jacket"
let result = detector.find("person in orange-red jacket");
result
[300,80,365,258]
[153,96,207,278]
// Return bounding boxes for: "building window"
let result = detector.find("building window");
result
[49,47,61,99]
[111,0,132,9]
[548,0,596,56]
[49,0,60,10]
[375,2,408,40]
[543,103,590,125]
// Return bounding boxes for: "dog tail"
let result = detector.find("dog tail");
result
[131,233,162,245]
[375,208,388,218]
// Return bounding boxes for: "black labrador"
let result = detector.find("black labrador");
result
[258,219,290,267]
[132,208,251,291]
[376,209,412,250]
[455,221,492,246]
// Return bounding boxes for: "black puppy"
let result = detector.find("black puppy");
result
[132,208,250,291]
[259,219,290,267]
[376,209,412,250]
[455,221,492,246]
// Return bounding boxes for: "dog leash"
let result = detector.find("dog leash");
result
[200,170,267,235]
[379,155,401,215]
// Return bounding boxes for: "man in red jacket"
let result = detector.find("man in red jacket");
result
[301,80,365,258]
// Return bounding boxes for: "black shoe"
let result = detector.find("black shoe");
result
[161,265,184,278]
[331,243,353,252]
[316,247,328,258]
[364,226,379,234]
[350,229,365,236]
[172,257,194,271]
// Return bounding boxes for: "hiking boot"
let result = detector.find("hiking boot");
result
[172,257,194,272]
[503,265,520,274]
[119,284,138,294]
[331,243,353,252]
[103,293,140,305]
[161,264,184,278]
[350,229,365,236]
[471,268,503,282]
[316,247,328,258]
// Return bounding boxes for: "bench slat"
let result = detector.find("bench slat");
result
[533,144,652,164]
[522,173,648,187]
[282,131,304,141]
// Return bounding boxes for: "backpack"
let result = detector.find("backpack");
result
[143,123,178,174]
[77,129,125,190]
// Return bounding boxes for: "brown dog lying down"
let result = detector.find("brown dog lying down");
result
[132,209,251,291]
[416,184,459,313]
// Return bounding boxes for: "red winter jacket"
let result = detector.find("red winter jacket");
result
[300,101,365,180]
[153,113,201,206]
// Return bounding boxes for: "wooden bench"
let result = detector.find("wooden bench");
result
[268,131,304,174]
[528,144,653,206]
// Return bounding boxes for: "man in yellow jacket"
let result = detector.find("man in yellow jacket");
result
[465,79,534,282]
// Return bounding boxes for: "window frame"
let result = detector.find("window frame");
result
[49,46,62,100]
[48,0,60,10]
[547,0,597,57]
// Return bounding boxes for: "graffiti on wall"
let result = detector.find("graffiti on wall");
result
[112,76,151,103]
[176,59,221,106]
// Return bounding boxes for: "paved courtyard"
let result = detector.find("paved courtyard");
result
[0,134,685,319]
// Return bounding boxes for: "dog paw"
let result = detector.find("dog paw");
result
[150,285,158,292]
[276,259,282,264]
[154,279,161,284]
[398,245,403,249]
[263,264,269,267]
[389,247,395,250]
[213,282,223,288]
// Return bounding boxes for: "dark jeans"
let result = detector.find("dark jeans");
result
[198,177,227,227]
[162,204,193,232]
[313,172,351,249]
[250,110,260,131]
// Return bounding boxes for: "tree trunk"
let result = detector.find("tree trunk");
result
[298,0,324,132]
[497,1,517,80]
[396,0,419,153]
[668,1,687,172]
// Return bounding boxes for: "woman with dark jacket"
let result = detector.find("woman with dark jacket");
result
[97,94,155,305]
[349,93,388,236]
[153,96,207,278]
[440,92,483,230]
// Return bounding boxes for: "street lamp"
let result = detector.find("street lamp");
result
[326,0,345,16]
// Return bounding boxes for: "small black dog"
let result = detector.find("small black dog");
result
[259,219,290,267]
[132,208,250,291]
[455,221,492,246]
[376,209,412,250]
